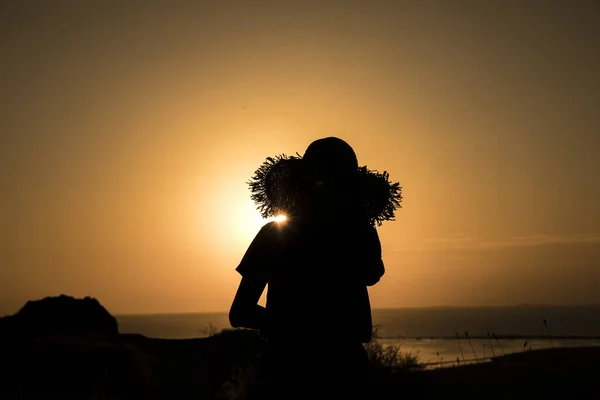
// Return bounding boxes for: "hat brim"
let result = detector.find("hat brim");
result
[248,154,402,226]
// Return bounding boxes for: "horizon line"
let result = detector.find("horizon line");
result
[114,303,600,317]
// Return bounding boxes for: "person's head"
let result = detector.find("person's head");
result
[297,137,360,217]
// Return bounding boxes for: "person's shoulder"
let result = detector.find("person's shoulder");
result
[262,220,278,229]
[258,220,279,235]
[350,220,377,234]
[254,220,287,242]
[236,221,283,278]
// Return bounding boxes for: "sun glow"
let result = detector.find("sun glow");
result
[217,192,289,249]
[273,215,287,223]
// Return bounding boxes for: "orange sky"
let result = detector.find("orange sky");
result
[2,1,599,315]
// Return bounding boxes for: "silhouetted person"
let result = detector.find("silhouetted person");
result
[230,137,387,398]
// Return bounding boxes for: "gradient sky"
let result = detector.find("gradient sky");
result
[2,1,599,315]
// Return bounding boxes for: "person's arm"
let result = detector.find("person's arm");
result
[229,275,269,330]
[364,258,385,286]
[230,221,278,331]
[364,225,385,286]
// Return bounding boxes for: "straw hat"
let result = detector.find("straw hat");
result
[248,137,402,226]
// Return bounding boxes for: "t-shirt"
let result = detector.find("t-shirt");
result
[236,217,384,343]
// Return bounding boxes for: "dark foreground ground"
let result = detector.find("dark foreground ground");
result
[1,329,599,399]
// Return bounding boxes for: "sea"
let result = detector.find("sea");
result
[117,306,600,368]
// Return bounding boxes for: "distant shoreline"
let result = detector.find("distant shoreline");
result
[115,332,600,342]
[377,335,600,340]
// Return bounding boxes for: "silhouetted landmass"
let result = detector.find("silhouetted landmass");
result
[0,294,118,341]
[1,295,599,399]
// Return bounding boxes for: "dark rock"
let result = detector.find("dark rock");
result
[0,296,149,399]
[0,294,118,341]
